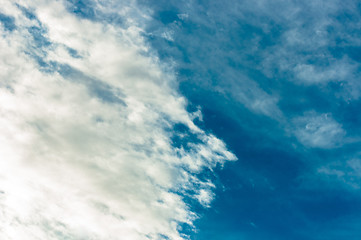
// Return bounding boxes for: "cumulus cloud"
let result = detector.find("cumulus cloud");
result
[0,1,236,239]
[292,112,346,148]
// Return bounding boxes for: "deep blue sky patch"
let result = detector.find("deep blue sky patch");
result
[141,0,361,239]
[0,13,16,32]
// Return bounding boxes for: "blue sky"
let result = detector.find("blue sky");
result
[142,0,361,239]
[143,0,361,239]
[1,0,361,239]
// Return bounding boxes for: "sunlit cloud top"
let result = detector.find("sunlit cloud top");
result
[0,1,236,239]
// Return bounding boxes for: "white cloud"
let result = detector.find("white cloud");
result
[293,58,356,85]
[0,1,236,239]
[293,112,346,148]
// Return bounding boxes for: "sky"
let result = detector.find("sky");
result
[1,0,361,239]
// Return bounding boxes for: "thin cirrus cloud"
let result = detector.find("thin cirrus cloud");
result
[136,0,361,239]
[317,158,361,189]
[292,112,346,149]
[0,1,236,239]
[144,0,360,147]
[257,0,361,99]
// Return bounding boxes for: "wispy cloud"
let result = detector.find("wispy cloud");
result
[317,157,361,189]
[0,1,236,239]
[292,112,345,148]
[257,0,361,99]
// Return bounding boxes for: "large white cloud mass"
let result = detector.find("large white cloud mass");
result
[0,1,236,239]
